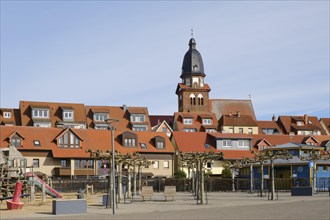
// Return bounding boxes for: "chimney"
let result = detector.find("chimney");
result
[122,104,127,111]
[237,111,241,118]
[304,114,308,125]
[272,115,276,121]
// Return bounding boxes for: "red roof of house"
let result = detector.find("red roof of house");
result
[85,105,151,131]
[19,100,86,127]
[171,132,254,159]
[173,112,218,132]
[0,126,174,158]
[277,115,326,135]
[256,120,283,134]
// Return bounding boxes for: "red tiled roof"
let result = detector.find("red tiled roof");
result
[85,106,151,131]
[171,132,254,159]
[173,112,218,132]
[209,99,256,121]
[256,120,282,134]
[19,101,86,127]
[0,126,174,158]
[277,115,326,135]
[0,108,21,126]
[220,114,257,127]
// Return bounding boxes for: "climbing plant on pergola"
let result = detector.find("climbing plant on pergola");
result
[87,150,153,202]
[179,151,223,205]
[252,150,269,197]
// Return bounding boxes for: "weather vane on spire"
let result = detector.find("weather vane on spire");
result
[191,27,194,38]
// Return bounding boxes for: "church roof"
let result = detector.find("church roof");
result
[181,38,205,78]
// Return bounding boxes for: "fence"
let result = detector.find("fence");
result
[51,177,330,193]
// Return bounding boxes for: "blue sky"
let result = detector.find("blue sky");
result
[1,1,329,120]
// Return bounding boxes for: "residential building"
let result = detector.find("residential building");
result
[277,115,326,135]
[0,125,175,178]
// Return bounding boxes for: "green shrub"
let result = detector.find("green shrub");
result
[174,170,187,179]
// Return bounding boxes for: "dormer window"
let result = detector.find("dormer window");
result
[202,118,212,125]
[11,134,22,147]
[3,112,11,118]
[130,114,145,122]
[93,113,108,122]
[154,136,166,149]
[122,132,137,147]
[32,108,49,118]
[58,130,81,148]
[183,118,193,125]
[63,110,74,121]
[296,121,303,126]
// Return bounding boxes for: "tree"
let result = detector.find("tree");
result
[299,149,330,194]
[221,167,232,178]
[179,151,223,205]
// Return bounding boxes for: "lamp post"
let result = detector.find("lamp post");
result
[106,118,119,215]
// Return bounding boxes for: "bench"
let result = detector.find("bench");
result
[52,199,87,215]
[141,186,153,201]
[163,186,176,201]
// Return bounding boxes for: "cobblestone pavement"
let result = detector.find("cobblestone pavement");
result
[1,192,329,220]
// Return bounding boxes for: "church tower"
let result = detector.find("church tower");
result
[176,37,211,112]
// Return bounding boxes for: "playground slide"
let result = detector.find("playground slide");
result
[26,173,62,198]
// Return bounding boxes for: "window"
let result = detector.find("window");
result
[3,112,11,118]
[130,114,145,122]
[93,113,108,121]
[157,141,164,149]
[205,144,211,149]
[63,111,74,120]
[190,94,196,105]
[61,159,70,168]
[33,140,40,147]
[248,128,253,134]
[202,119,212,125]
[229,128,234,133]
[124,138,136,147]
[238,128,243,133]
[186,78,191,86]
[87,160,94,169]
[324,166,328,171]
[153,161,159,169]
[238,140,250,148]
[205,129,216,133]
[162,127,167,132]
[197,94,204,105]
[206,162,213,169]
[163,161,169,168]
[11,134,22,147]
[34,122,51,128]
[132,125,147,131]
[183,118,193,125]
[33,159,40,168]
[297,121,303,126]
[32,109,49,118]
[58,130,80,148]
[183,128,196,132]
[222,140,232,147]
[140,143,147,149]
